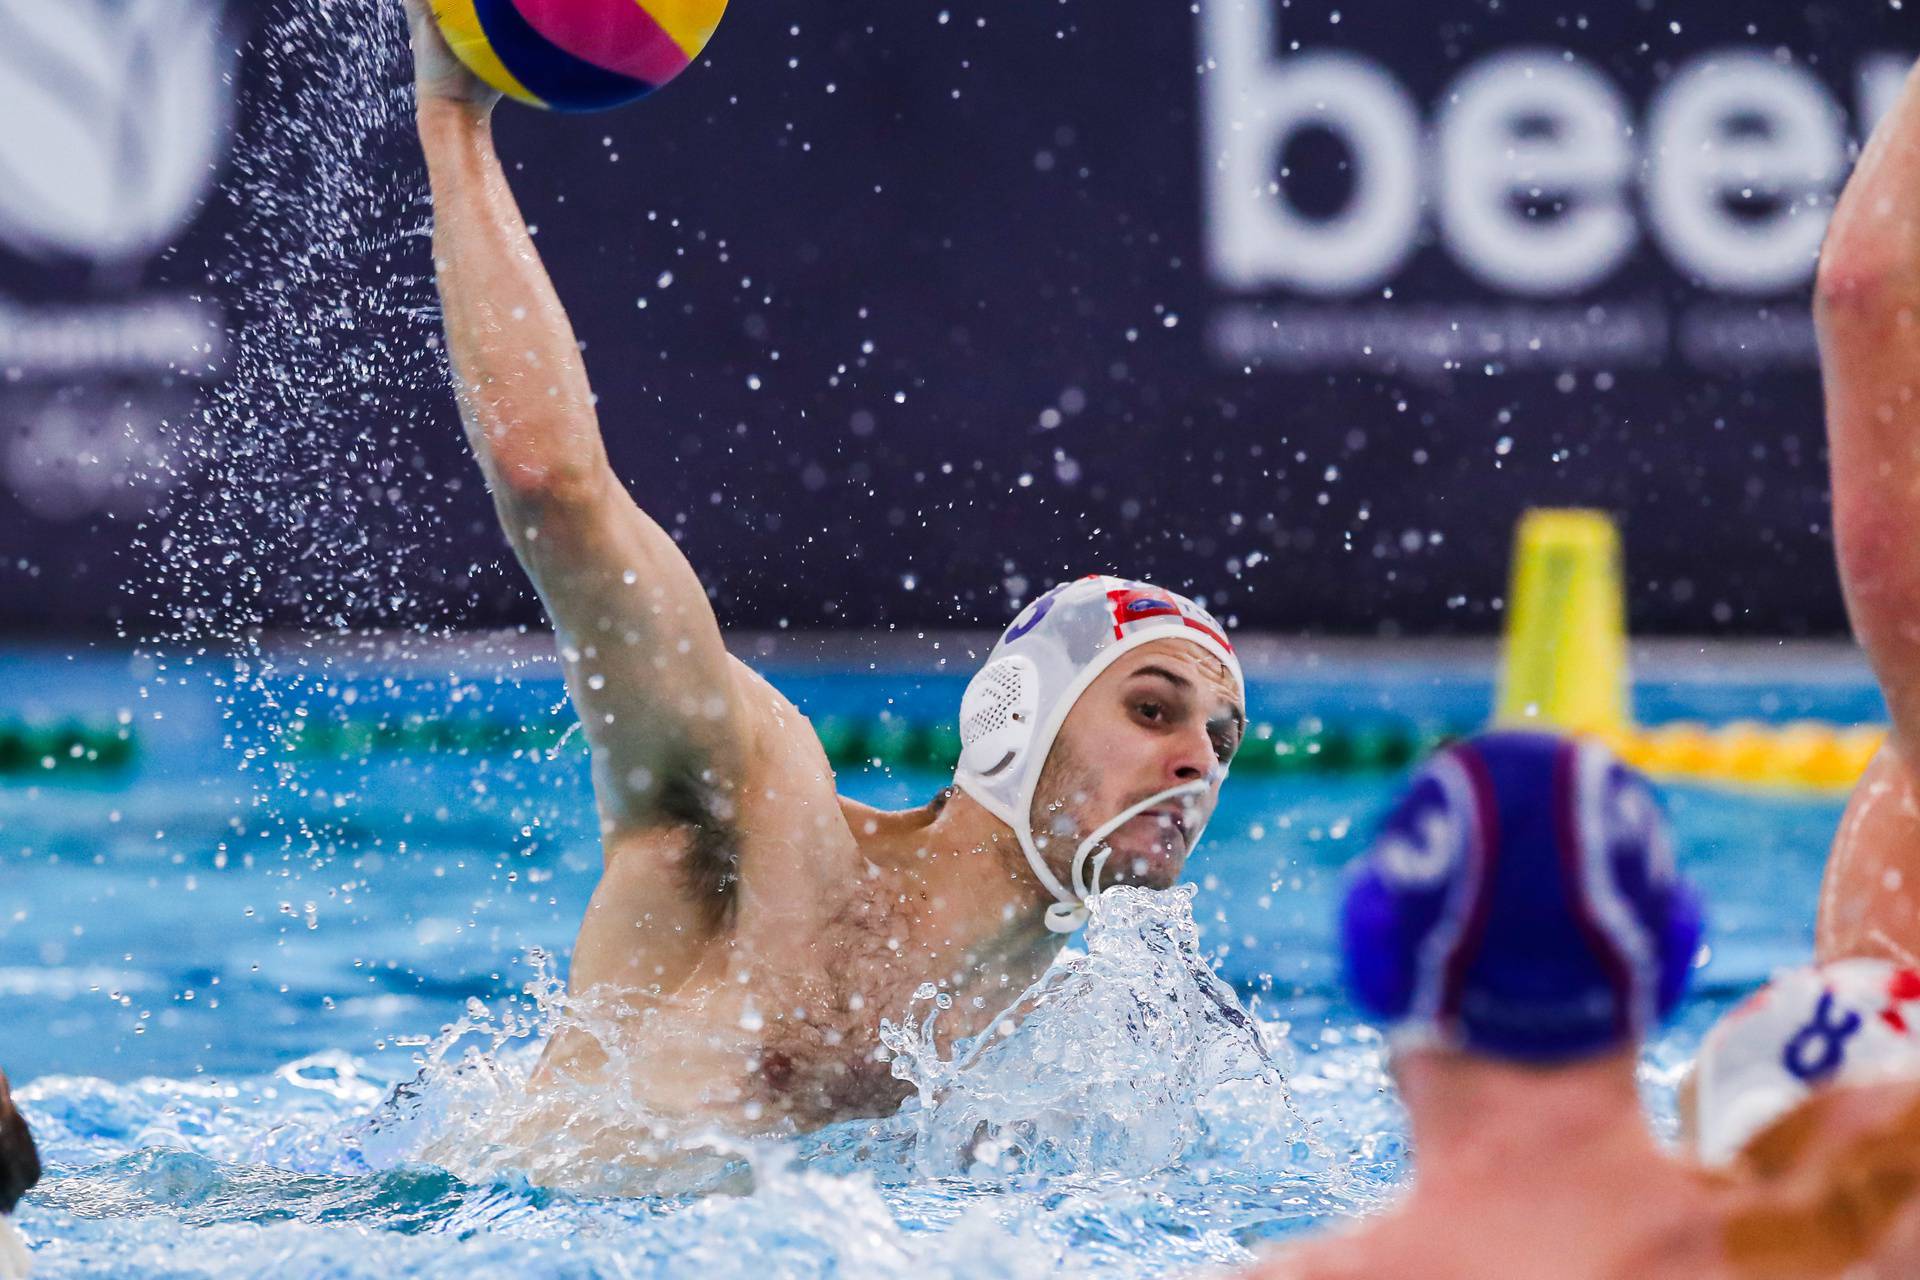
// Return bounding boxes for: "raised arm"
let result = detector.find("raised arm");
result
[1816,54,1920,965]
[405,3,766,860]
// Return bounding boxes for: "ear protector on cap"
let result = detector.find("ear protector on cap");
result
[957,656,1039,779]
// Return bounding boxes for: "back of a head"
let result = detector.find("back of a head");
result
[1341,730,1704,1064]
[1693,957,1920,1166]
[1702,964,1920,1278]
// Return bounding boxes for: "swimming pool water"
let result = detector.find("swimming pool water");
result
[0,643,1866,1277]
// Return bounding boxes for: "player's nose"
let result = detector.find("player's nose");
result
[1165,720,1215,785]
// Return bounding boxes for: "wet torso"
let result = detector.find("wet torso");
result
[528,781,1060,1143]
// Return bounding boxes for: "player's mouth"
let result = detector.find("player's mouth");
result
[1133,806,1190,846]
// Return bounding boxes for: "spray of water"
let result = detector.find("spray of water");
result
[334,884,1299,1205]
[102,1,532,948]
[130,0,460,649]
[879,884,1287,1179]
[348,950,748,1198]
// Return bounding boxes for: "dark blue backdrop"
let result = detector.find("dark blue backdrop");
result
[0,0,1911,637]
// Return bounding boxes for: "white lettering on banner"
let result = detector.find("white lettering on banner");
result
[1647,53,1846,292]
[2,391,183,520]
[0,300,223,379]
[0,1,234,523]
[1438,52,1635,295]
[1678,305,1819,370]
[1198,0,1906,301]
[1200,0,1420,293]
[1209,302,1669,374]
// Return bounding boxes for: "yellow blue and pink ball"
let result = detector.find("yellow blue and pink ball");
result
[429,0,726,112]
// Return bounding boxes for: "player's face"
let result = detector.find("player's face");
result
[1029,640,1244,890]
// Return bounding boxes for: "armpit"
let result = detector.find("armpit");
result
[653,760,742,932]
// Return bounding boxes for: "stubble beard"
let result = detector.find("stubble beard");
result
[1028,735,1101,886]
[1030,737,1194,891]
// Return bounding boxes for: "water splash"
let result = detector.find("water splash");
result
[9,862,1381,1275]
[109,0,492,924]
[880,884,1288,1179]
[130,0,460,647]
[323,886,1307,1200]
[345,951,711,1196]
[6,928,1425,1278]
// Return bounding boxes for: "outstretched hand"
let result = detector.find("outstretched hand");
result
[402,0,503,113]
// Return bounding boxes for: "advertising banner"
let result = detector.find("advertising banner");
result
[0,0,1910,635]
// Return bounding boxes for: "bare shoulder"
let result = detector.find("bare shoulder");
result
[1240,1228,1381,1280]
[722,660,871,919]
[1725,1082,1920,1277]
[565,661,863,988]
[1818,741,1920,965]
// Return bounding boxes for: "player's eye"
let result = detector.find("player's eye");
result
[1135,700,1166,723]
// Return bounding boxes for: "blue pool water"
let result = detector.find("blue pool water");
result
[0,643,1871,1277]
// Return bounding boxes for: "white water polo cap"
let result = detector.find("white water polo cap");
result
[1693,958,1920,1166]
[953,576,1245,933]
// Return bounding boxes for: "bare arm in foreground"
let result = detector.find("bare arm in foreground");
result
[1818,53,1920,966]
[404,2,839,990]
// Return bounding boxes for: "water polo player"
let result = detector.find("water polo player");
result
[1679,959,1920,1274]
[1688,958,1920,1168]
[1241,736,1920,1279]
[1815,55,1920,968]
[404,3,1245,1140]
[1243,730,1731,1280]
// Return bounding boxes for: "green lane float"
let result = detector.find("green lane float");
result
[279,504,1898,796]
[282,703,1887,790]
[0,718,136,775]
[283,708,1471,776]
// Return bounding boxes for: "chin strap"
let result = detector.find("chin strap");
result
[1035,779,1214,934]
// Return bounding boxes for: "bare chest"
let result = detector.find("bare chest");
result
[734,889,1041,1128]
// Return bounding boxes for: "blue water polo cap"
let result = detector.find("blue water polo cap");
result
[1342,730,1704,1063]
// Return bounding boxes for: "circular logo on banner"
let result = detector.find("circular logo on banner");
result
[2,390,183,520]
[0,0,236,264]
